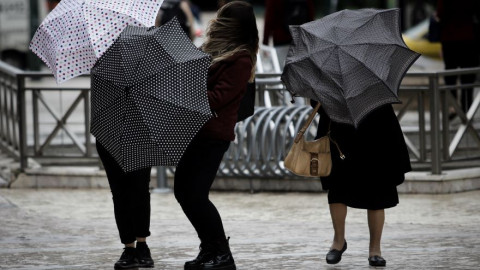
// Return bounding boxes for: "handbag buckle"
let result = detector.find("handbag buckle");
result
[310,153,319,175]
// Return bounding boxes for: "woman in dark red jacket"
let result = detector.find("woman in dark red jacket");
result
[174,2,259,270]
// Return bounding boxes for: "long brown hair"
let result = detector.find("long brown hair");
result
[201,1,259,82]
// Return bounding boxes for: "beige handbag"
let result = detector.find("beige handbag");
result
[284,103,344,177]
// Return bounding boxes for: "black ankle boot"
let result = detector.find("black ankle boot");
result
[114,247,139,269]
[184,242,216,270]
[136,242,154,268]
[201,237,236,270]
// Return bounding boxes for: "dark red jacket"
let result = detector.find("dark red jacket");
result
[198,52,253,141]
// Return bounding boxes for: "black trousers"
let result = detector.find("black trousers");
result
[96,141,152,244]
[174,136,230,243]
[441,40,479,112]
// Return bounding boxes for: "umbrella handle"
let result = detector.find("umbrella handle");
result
[294,103,321,143]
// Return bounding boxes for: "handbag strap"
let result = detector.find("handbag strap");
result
[293,102,346,160]
[294,103,321,143]
[328,124,346,160]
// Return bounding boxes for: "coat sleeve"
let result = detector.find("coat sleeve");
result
[207,56,252,111]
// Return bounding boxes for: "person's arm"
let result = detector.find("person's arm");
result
[154,8,162,27]
[180,1,195,40]
[208,56,252,111]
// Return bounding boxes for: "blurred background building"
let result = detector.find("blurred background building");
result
[0,0,441,71]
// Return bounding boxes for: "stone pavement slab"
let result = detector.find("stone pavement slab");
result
[0,189,479,270]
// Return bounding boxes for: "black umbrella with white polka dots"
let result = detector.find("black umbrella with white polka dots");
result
[90,18,212,172]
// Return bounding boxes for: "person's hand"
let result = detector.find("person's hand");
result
[433,11,440,23]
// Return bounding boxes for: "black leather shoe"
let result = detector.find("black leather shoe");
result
[136,242,154,268]
[326,241,347,264]
[201,253,236,270]
[115,247,139,269]
[368,255,386,267]
[184,243,216,270]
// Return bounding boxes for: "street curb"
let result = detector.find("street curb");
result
[4,166,480,194]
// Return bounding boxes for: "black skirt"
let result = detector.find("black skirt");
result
[315,104,411,210]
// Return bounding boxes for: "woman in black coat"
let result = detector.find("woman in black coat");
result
[314,101,411,267]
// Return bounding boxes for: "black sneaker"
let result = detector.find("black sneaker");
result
[136,242,154,268]
[114,247,139,269]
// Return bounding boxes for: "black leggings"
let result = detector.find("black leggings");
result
[174,136,230,243]
[96,141,152,244]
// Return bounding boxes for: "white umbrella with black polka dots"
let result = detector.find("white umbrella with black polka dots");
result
[90,18,212,172]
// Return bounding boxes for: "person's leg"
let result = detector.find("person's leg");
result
[441,41,460,119]
[97,141,137,245]
[329,203,347,250]
[174,138,230,243]
[130,168,153,268]
[96,141,141,269]
[325,202,348,264]
[458,41,479,113]
[174,137,233,269]
[367,209,385,257]
[367,209,386,266]
[130,167,152,241]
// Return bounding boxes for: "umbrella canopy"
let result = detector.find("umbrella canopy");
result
[90,18,212,172]
[29,0,164,83]
[281,8,420,127]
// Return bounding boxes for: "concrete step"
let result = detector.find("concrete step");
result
[5,165,480,194]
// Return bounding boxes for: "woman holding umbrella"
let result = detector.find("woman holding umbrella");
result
[280,8,418,268]
[173,1,259,270]
[313,102,411,267]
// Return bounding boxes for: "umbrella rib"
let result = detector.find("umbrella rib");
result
[338,44,414,95]
[314,48,345,92]
[303,29,338,46]
[42,0,83,24]
[339,9,396,45]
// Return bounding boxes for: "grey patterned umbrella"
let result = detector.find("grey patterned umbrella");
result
[281,8,420,127]
[90,18,212,172]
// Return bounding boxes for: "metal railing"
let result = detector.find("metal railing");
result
[0,63,94,169]
[258,71,480,174]
[1,61,479,176]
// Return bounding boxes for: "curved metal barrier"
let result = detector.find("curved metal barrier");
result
[163,106,317,179]
[220,106,317,178]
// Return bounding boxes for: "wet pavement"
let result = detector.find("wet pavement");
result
[1,188,479,270]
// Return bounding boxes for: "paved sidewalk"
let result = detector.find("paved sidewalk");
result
[1,189,479,270]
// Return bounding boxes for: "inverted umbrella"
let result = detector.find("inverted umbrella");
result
[281,8,420,127]
[29,0,164,83]
[90,18,212,172]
